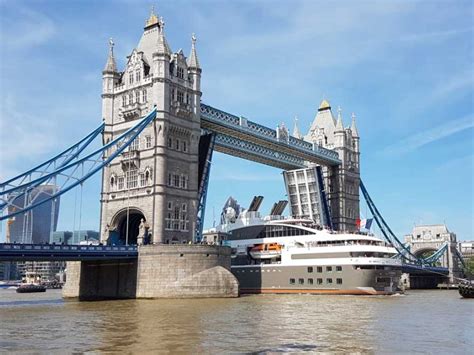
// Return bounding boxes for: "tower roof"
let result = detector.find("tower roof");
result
[137,11,171,61]
[351,112,359,138]
[318,99,331,111]
[103,38,117,72]
[187,33,200,69]
[145,5,159,29]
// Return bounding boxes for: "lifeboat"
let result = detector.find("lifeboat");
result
[249,243,282,259]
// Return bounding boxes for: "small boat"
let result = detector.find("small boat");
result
[249,243,282,259]
[16,284,46,293]
[458,280,474,299]
[15,271,46,293]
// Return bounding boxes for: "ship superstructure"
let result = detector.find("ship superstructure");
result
[204,198,402,295]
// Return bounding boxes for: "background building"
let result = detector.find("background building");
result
[51,230,99,245]
[4,184,60,280]
[8,184,60,244]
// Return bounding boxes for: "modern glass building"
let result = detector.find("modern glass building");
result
[8,184,60,244]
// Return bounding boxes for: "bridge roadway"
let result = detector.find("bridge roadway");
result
[0,243,137,261]
[401,264,449,275]
[201,104,341,170]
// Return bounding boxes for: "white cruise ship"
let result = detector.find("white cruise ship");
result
[204,208,402,295]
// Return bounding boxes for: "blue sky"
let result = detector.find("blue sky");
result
[0,0,473,241]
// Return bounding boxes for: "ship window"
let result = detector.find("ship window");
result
[289,278,295,285]
[336,266,342,272]
[326,278,333,284]
[337,278,343,285]
[308,278,314,285]
[307,267,313,273]
[317,278,323,285]
[317,266,323,273]
[298,278,304,285]
[326,266,332,272]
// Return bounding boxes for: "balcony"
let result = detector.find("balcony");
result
[121,150,140,169]
[120,103,150,121]
[171,100,192,118]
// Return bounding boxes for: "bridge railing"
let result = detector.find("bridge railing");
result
[0,243,138,253]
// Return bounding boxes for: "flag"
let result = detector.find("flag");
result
[360,218,373,230]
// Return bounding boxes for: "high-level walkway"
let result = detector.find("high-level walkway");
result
[201,104,341,169]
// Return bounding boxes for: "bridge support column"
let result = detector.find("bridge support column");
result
[63,260,138,300]
[63,245,239,300]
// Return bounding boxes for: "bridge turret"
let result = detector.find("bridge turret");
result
[102,38,120,126]
[351,112,360,154]
[334,107,345,148]
[187,33,202,115]
[151,15,171,113]
[292,116,302,139]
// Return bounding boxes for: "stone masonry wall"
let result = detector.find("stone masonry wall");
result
[63,245,239,300]
[62,261,81,298]
[136,244,239,298]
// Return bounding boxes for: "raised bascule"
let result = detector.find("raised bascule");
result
[0,9,462,298]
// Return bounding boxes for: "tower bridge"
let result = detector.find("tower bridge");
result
[0,9,456,297]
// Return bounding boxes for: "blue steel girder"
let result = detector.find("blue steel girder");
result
[0,109,157,221]
[212,131,306,170]
[200,104,341,167]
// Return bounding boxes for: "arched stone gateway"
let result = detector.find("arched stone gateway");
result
[109,208,148,245]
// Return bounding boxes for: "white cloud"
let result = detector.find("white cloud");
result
[382,115,474,156]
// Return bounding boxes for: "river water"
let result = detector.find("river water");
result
[0,289,472,354]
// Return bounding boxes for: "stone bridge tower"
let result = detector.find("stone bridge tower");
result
[100,10,202,245]
[302,100,360,232]
[405,224,463,282]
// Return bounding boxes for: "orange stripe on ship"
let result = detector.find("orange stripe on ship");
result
[240,288,386,295]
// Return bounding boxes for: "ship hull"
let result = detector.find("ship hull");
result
[232,264,401,295]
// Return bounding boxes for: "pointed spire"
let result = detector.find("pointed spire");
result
[104,38,117,72]
[335,106,344,131]
[155,16,171,55]
[293,116,302,139]
[351,112,359,137]
[187,33,200,69]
